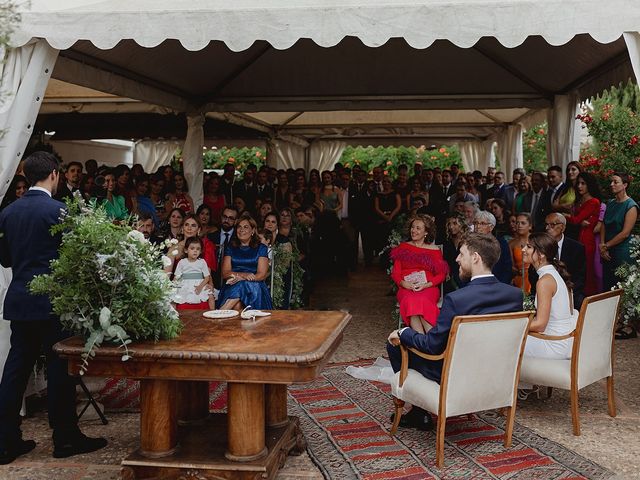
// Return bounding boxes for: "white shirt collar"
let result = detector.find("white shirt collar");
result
[557,234,564,257]
[29,186,52,197]
[471,273,494,281]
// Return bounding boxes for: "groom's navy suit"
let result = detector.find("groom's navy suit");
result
[0,189,78,448]
[387,276,523,383]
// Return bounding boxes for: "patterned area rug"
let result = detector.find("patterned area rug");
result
[97,361,613,479]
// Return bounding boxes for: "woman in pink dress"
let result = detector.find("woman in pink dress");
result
[390,214,449,333]
[565,172,601,296]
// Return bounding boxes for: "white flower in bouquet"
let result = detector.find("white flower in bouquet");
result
[127,229,147,243]
[161,255,173,268]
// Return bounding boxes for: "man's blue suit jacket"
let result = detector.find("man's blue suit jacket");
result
[0,190,65,321]
[396,276,523,383]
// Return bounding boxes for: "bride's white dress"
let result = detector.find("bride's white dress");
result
[524,264,578,360]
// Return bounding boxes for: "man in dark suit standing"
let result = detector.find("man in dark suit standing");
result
[537,166,566,231]
[255,168,274,204]
[386,233,523,430]
[54,161,83,202]
[529,171,547,231]
[0,152,107,464]
[488,171,516,210]
[528,213,585,309]
[348,169,375,268]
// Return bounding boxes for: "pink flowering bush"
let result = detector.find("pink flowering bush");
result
[577,84,640,200]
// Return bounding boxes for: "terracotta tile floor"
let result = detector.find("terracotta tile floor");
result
[1,263,638,479]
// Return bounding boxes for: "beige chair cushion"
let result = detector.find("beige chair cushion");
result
[391,369,440,414]
[520,357,572,389]
[576,296,617,389]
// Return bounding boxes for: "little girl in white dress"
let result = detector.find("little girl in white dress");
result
[172,237,216,309]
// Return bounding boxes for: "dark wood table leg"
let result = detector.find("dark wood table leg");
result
[139,379,178,458]
[265,384,288,428]
[177,380,209,424]
[225,382,267,462]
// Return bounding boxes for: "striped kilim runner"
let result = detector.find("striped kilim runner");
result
[98,360,613,479]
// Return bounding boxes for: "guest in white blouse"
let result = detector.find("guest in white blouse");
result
[522,232,578,360]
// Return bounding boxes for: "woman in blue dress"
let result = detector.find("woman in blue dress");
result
[217,213,273,311]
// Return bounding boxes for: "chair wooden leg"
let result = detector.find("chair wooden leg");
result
[389,397,404,436]
[546,387,553,398]
[435,416,446,468]
[607,376,616,418]
[570,384,581,436]
[503,406,516,448]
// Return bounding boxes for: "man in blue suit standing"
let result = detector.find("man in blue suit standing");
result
[0,152,107,464]
[386,233,523,430]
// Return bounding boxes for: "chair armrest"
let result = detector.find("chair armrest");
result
[528,330,575,341]
[408,347,446,362]
[398,345,445,388]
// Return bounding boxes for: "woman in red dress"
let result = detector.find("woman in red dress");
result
[390,214,449,333]
[565,172,601,296]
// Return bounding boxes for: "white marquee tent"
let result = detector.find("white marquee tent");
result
[2,0,640,206]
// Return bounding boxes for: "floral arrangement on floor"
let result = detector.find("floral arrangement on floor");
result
[614,235,640,328]
[270,243,304,309]
[30,195,182,374]
[380,213,409,326]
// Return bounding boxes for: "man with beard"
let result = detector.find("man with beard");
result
[55,161,83,202]
[386,233,522,430]
[209,206,238,288]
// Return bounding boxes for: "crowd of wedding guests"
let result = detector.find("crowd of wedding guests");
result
[1,158,637,334]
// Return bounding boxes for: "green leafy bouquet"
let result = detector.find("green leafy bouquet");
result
[614,235,640,328]
[30,195,182,374]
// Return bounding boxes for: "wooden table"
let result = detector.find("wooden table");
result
[54,310,351,480]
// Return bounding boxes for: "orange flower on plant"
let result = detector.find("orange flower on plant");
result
[438,147,446,153]
[228,157,235,163]
[255,151,262,157]
[537,129,545,135]
[444,152,450,157]
[386,161,393,166]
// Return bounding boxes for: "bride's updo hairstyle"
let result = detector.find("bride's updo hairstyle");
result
[528,232,574,290]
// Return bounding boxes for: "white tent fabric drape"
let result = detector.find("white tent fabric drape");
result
[495,125,523,177]
[547,93,581,171]
[182,114,205,208]
[133,140,182,174]
[624,32,640,90]
[14,1,640,52]
[459,140,495,173]
[0,40,58,201]
[309,140,347,173]
[268,139,306,170]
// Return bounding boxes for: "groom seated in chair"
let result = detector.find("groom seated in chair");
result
[386,233,523,430]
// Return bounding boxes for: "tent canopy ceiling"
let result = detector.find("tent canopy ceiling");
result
[52,34,631,114]
[16,0,640,148]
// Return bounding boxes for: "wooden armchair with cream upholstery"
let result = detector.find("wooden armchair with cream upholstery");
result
[519,289,623,436]
[389,311,533,468]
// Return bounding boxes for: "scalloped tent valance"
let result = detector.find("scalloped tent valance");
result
[12,0,640,52]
